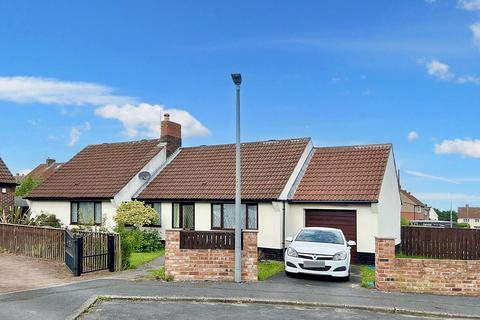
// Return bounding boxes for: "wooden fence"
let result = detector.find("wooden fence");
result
[180,230,236,249]
[401,226,480,260]
[0,223,122,271]
[0,223,65,261]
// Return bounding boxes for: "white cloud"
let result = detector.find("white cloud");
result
[426,60,454,80]
[435,138,480,158]
[415,192,480,202]
[425,59,480,85]
[0,76,136,106]
[458,0,480,10]
[95,103,210,139]
[68,122,91,147]
[405,170,459,184]
[470,22,480,47]
[407,131,419,142]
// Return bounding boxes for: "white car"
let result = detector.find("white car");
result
[284,227,356,280]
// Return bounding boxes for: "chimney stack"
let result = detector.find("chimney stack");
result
[46,158,55,167]
[160,113,182,156]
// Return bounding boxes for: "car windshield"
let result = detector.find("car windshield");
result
[295,229,344,245]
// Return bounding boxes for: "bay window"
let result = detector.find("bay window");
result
[211,203,257,230]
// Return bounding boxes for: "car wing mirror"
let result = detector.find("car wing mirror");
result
[285,236,293,242]
[347,240,356,246]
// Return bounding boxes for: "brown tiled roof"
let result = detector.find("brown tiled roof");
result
[400,189,426,206]
[138,138,310,201]
[292,144,392,202]
[458,207,480,219]
[28,162,64,181]
[0,158,16,185]
[27,139,163,199]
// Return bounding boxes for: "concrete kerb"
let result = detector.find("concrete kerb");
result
[68,295,480,320]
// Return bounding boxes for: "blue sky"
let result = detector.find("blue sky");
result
[1,0,479,210]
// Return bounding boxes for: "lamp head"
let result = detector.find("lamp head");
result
[231,73,242,85]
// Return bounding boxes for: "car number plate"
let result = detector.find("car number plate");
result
[304,260,325,268]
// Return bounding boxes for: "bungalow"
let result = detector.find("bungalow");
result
[457,206,480,229]
[0,158,16,214]
[27,115,401,263]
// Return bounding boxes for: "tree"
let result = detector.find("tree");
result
[434,208,457,222]
[114,200,159,228]
[15,175,43,197]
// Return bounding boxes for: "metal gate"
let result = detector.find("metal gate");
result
[65,230,116,276]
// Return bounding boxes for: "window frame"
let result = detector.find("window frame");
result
[70,201,102,226]
[210,202,258,230]
[144,202,162,227]
[172,202,195,230]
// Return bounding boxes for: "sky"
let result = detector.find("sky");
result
[0,0,479,210]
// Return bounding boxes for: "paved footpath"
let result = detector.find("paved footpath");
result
[0,276,479,319]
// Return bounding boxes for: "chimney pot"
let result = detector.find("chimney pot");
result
[46,158,55,167]
[164,113,170,121]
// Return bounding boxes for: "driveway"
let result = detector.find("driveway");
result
[266,265,361,289]
[0,253,111,294]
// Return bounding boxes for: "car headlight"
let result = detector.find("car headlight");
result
[332,251,347,261]
[286,247,298,257]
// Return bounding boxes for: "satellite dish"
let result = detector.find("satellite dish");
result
[138,171,151,181]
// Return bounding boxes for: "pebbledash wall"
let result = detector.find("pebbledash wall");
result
[164,229,258,282]
[375,238,480,296]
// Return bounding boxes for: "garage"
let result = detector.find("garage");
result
[305,209,357,263]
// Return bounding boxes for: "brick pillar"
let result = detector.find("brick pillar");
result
[164,229,181,277]
[241,230,258,282]
[375,237,396,291]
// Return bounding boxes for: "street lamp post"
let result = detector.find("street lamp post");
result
[231,73,242,283]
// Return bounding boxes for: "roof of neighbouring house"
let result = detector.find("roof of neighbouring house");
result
[292,144,392,202]
[458,207,480,219]
[137,138,311,201]
[400,189,426,207]
[26,139,164,200]
[28,161,64,181]
[0,158,16,185]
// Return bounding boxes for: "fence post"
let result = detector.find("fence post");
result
[75,236,83,277]
[107,234,115,272]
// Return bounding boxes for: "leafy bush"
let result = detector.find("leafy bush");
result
[401,216,411,226]
[136,230,163,252]
[148,267,174,281]
[33,213,62,228]
[456,222,470,229]
[16,175,43,197]
[115,200,159,228]
[115,225,134,269]
[0,207,34,225]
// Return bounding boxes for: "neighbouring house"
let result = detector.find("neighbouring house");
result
[457,206,480,229]
[26,114,401,263]
[400,189,429,221]
[28,158,64,181]
[0,158,17,214]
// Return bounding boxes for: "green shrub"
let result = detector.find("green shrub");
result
[33,213,62,228]
[136,230,163,252]
[456,222,470,229]
[115,225,134,269]
[401,216,411,226]
[148,267,174,281]
[115,200,158,228]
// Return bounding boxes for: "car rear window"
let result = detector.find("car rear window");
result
[295,229,344,245]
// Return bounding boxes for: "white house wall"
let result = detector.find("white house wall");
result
[27,200,118,230]
[285,203,378,254]
[376,149,401,244]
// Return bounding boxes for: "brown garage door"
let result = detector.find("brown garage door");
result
[305,209,357,263]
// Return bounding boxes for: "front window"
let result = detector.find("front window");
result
[145,202,162,227]
[71,201,102,225]
[295,229,344,245]
[211,203,258,230]
[172,203,195,230]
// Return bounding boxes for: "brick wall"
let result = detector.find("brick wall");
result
[0,185,15,215]
[376,237,480,296]
[165,230,258,282]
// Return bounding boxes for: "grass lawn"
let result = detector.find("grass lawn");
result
[129,249,164,269]
[258,260,284,281]
[359,265,375,289]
